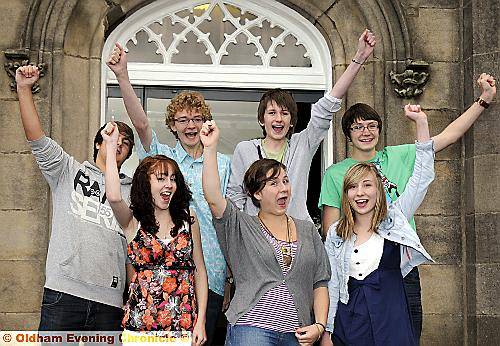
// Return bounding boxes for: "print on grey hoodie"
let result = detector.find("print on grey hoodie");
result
[30,136,131,308]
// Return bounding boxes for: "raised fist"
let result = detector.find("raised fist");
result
[106,42,128,77]
[354,29,376,63]
[404,104,427,123]
[477,73,496,103]
[16,65,40,89]
[200,120,219,148]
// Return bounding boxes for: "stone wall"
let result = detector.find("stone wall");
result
[398,1,465,344]
[0,0,497,344]
[463,0,499,344]
[0,0,46,330]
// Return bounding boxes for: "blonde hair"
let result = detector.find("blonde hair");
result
[336,163,387,240]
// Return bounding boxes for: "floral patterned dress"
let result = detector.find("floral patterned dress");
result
[122,223,197,332]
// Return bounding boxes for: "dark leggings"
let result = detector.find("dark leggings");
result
[403,267,422,343]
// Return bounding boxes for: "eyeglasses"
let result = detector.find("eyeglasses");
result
[174,117,204,126]
[350,123,379,133]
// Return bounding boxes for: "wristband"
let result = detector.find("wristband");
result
[475,97,490,109]
[315,322,326,330]
[315,324,323,341]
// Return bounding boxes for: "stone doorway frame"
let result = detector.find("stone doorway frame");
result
[101,0,336,166]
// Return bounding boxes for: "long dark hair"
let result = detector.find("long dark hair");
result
[130,155,192,236]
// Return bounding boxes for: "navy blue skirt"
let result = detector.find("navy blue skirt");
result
[332,240,417,346]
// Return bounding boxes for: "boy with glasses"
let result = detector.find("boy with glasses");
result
[319,73,496,342]
[227,29,377,223]
[107,44,230,345]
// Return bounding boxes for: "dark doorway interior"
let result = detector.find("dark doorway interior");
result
[107,85,325,344]
[295,102,322,228]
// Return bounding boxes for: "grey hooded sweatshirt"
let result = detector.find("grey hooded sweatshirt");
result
[227,93,342,222]
[29,136,131,308]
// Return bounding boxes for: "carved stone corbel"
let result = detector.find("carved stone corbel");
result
[4,49,47,93]
[389,60,429,98]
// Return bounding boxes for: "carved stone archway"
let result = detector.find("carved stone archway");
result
[3,0,438,331]
[5,0,414,163]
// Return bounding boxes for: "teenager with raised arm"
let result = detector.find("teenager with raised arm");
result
[16,65,135,331]
[319,73,496,341]
[321,105,435,346]
[227,29,376,222]
[102,122,207,345]
[201,121,330,346]
[107,45,230,344]
[320,73,497,232]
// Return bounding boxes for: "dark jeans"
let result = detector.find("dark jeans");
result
[206,289,225,346]
[403,267,422,343]
[39,288,123,331]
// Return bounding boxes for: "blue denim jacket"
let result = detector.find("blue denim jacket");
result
[325,140,435,332]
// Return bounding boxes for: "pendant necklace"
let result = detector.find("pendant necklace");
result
[258,214,292,267]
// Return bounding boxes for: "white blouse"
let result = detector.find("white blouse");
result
[349,232,385,280]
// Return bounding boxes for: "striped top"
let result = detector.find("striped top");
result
[236,225,300,332]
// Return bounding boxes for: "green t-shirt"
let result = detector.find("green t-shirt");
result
[318,144,417,229]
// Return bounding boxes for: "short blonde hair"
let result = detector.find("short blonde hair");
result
[336,163,387,240]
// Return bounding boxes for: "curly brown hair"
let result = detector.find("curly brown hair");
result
[166,91,212,137]
[130,155,193,237]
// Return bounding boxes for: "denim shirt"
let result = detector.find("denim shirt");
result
[324,140,435,332]
[137,130,231,296]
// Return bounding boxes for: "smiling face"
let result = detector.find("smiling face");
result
[94,121,134,169]
[346,171,379,218]
[149,163,177,211]
[262,100,292,142]
[257,89,298,140]
[349,118,380,154]
[337,163,388,240]
[254,167,291,215]
[166,91,211,150]
[169,109,205,149]
[341,103,383,159]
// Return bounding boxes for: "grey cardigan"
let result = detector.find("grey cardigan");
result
[227,94,342,222]
[213,199,331,326]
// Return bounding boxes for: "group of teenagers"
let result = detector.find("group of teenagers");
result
[15,29,496,346]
